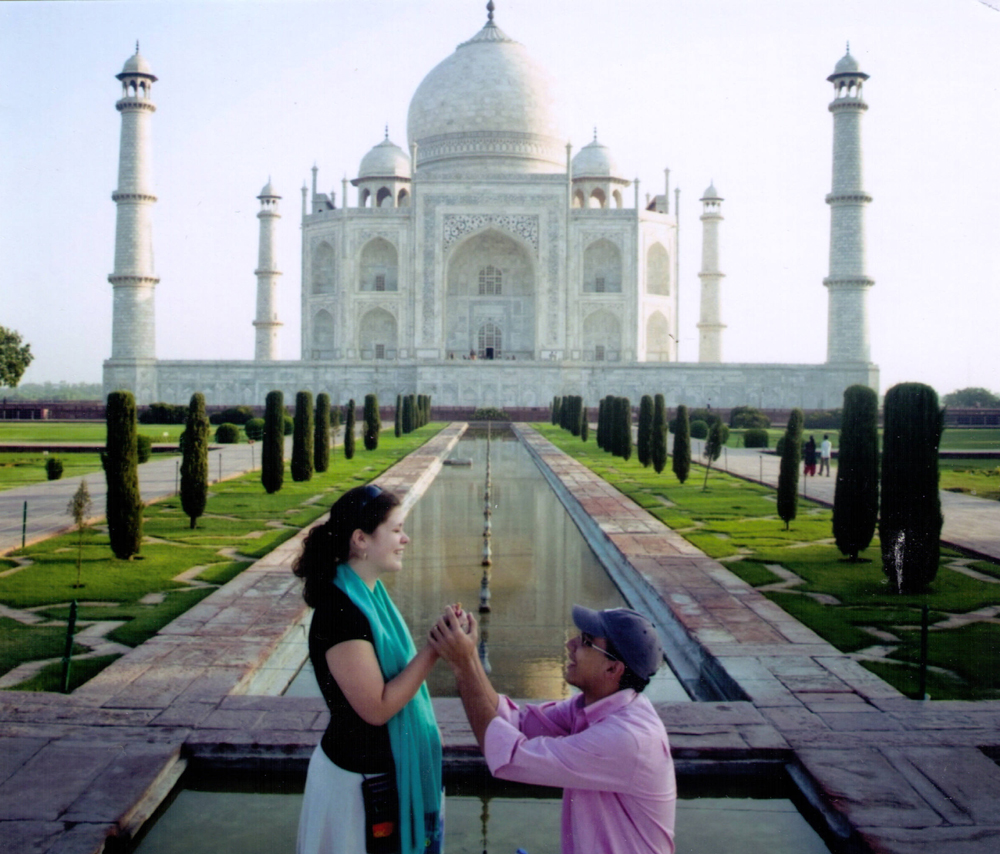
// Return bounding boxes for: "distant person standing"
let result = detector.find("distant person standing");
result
[819,434,832,476]
[804,435,817,477]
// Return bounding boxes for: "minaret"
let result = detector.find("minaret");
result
[108,45,158,364]
[824,46,873,363]
[253,179,282,361]
[697,182,726,363]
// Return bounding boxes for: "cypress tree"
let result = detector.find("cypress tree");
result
[104,390,143,559]
[344,399,356,459]
[672,404,691,484]
[580,402,589,442]
[777,408,804,529]
[833,385,879,561]
[604,395,616,454]
[637,394,654,467]
[180,392,209,529]
[702,419,724,490]
[395,394,403,437]
[651,394,667,474]
[570,396,583,436]
[619,397,632,461]
[401,395,413,434]
[880,383,944,593]
[314,393,331,474]
[291,391,314,482]
[331,403,341,440]
[552,396,560,426]
[262,390,285,494]
[596,398,605,449]
[363,393,381,451]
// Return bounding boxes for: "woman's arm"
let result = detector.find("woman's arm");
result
[326,640,438,727]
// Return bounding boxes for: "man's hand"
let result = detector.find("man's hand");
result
[429,604,479,667]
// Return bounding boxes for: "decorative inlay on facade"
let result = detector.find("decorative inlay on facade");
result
[443,213,539,252]
[111,192,158,203]
[356,229,401,249]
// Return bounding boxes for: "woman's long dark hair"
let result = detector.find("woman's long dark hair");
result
[293,484,401,608]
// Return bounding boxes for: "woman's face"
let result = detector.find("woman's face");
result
[363,507,410,575]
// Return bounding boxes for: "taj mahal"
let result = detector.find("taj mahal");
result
[103,3,879,409]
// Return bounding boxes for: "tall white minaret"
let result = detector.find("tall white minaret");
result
[824,46,874,363]
[697,182,726,363]
[253,180,283,361]
[109,44,158,363]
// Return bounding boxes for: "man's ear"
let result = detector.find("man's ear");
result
[607,659,626,683]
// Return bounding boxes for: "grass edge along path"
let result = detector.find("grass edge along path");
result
[534,423,1000,701]
[0,424,445,692]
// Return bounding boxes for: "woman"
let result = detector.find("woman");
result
[294,484,445,854]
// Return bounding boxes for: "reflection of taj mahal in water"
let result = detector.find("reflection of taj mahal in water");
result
[103,4,878,408]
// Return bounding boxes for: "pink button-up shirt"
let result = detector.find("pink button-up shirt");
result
[484,690,676,854]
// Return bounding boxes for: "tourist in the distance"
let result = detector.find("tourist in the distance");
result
[294,484,454,854]
[430,604,677,854]
[819,434,832,476]
[804,434,818,477]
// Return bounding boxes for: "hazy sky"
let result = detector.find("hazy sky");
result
[2,0,998,399]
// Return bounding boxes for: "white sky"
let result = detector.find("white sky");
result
[2,0,998,399]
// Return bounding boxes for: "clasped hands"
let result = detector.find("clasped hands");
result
[428,603,478,666]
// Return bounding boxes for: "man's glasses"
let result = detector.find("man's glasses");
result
[580,633,620,662]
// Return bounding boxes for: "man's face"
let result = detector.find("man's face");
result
[565,632,618,690]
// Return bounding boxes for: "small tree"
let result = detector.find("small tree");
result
[580,402,589,442]
[702,419,724,490]
[552,396,561,426]
[67,479,93,588]
[46,457,64,480]
[637,395,654,467]
[395,394,403,438]
[880,383,944,593]
[0,326,34,388]
[833,384,879,561]
[262,390,285,494]
[777,408,804,530]
[651,394,667,474]
[104,390,143,559]
[291,391,314,482]
[618,397,632,461]
[180,392,209,528]
[402,394,414,434]
[596,398,605,449]
[364,393,381,451]
[672,404,691,484]
[314,393,331,474]
[344,399,356,459]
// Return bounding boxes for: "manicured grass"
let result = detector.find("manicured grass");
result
[0,422,188,444]
[939,460,1000,501]
[535,423,1000,700]
[0,424,444,690]
[14,654,122,694]
[0,452,108,488]
[0,617,86,675]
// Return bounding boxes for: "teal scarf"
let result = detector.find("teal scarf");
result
[334,564,443,854]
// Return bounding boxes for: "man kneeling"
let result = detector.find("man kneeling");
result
[430,605,676,854]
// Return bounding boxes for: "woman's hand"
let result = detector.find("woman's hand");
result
[429,604,478,666]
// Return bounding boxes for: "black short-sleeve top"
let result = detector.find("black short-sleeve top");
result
[308,584,394,774]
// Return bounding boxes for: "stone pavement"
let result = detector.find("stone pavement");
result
[1,422,999,853]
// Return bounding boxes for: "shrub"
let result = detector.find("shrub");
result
[314,393,331,473]
[344,399,356,459]
[580,406,589,442]
[292,391,314,482]
[45,457,63,480]
[136,434,153,463]
[834,384,879,561]
[214,423,241,444]
[244,417,265,441]
[363,393,380,451]
[472,406,508,421]
[804,409,843,430]
[743,428,769,449]
[181,393,209,528]
[651,394,667,474]
[672,405,691,484]
[209,406,254,426]
[879,383,944,592]
[283,414,294,436]
[104,390,143,559]
[261,391,284,494]
[637,395,653,467]
[139,402,186,424]
[730,406,771,429]
[401,395,414,434]
[689,419,709,440]
[777,408,804,529]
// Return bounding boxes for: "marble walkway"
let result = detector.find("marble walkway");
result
[1,423,998,854]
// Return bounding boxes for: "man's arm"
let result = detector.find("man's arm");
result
[429,607,499,749]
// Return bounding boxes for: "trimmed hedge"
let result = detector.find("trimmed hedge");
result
[214,423,241,444]
[743,428,769,449]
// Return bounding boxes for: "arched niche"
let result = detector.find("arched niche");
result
[646,243,670,295]
[583,239,622,293]
[397,188,410,207]
[359,238,398,292]
[312,309,334,359]
[312,241,335,294]
[359,307,397,360]
[645,311,671,361]
[583,309,621,361]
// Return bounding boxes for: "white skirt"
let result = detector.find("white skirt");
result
[297,744,368,854]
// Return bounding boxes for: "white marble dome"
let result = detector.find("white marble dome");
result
[701,182,722,201]
[258,179,279,199]
[359,137,411,179]
[121,50,155,77]
[832,51,862,76]
[406,17,564,174]
[572,136,621,179]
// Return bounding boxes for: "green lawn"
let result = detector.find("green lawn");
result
[0,452,109,487]
[0,424,444,691]
[536,423,1000,700]
[0,422,188,443]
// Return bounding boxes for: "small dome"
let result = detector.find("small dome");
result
[701,182,722,201]
[121,50,155,78]
[258,179,280,199]
[833,51,861,75]
[358,137,411,180]
[572,136,620,179]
